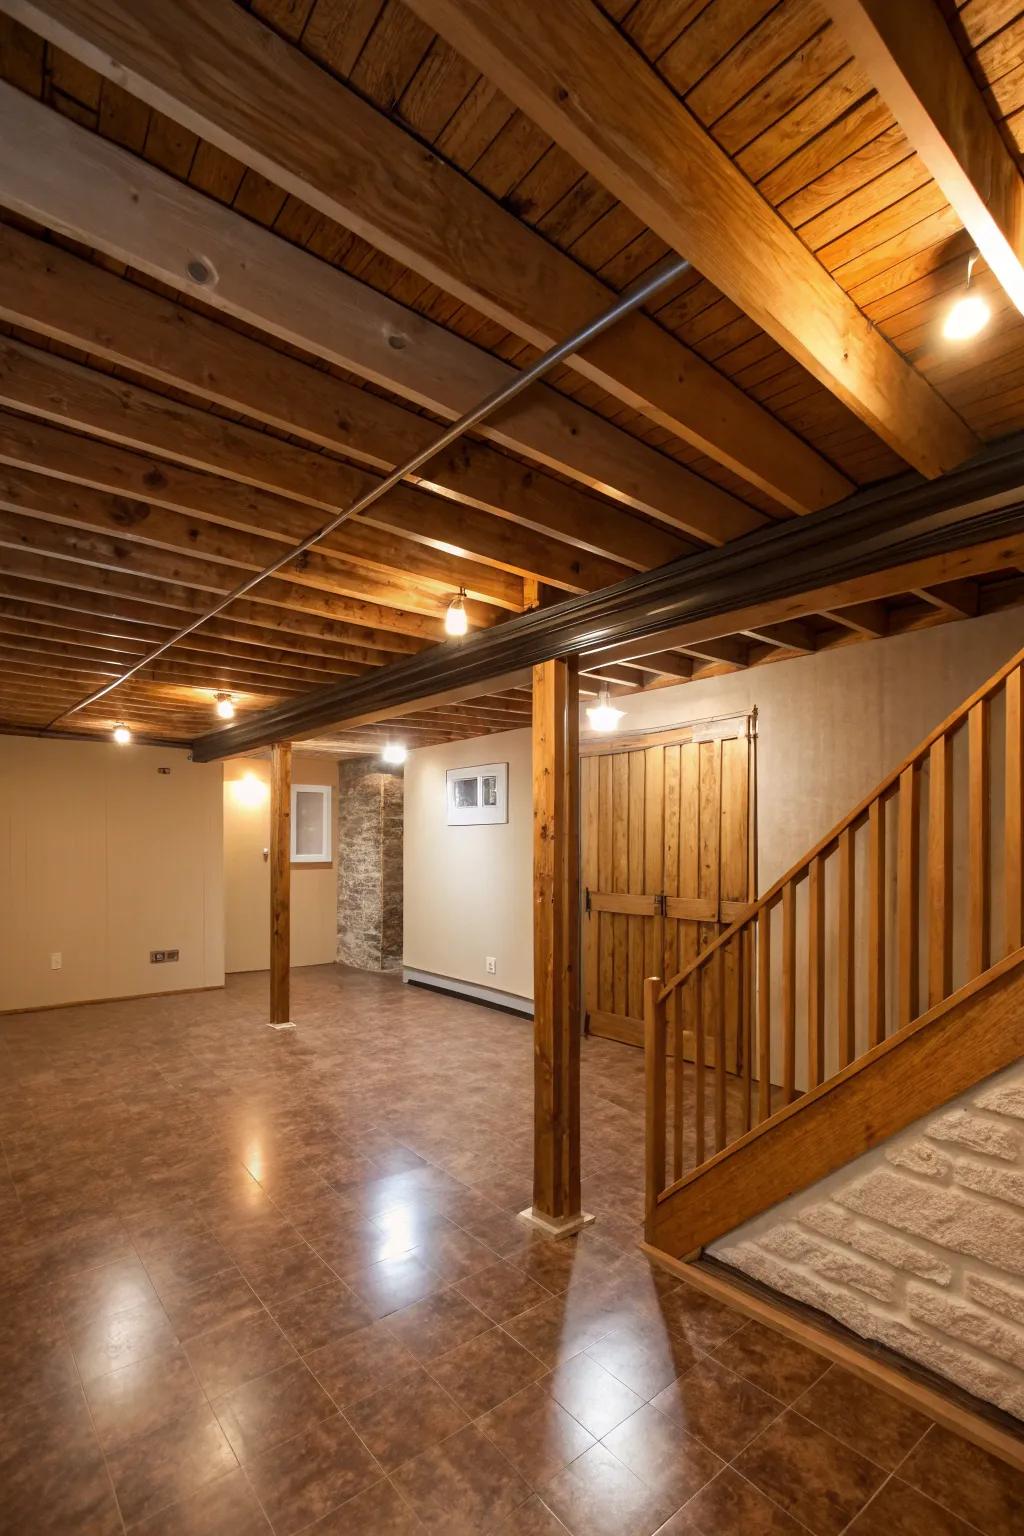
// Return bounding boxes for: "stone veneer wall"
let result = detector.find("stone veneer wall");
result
[711,1061,1024,1418]
[336,759,403,972]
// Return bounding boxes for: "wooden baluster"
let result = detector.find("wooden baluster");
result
[671,984,684,1181]
[758,903,771,1122]
[741,926,752,1134]
[807,855,825,1088]
[1005,669,1023,955]
[693,966,705,1166]
[781,880,796,1104]
[927,734,952,1007]
[969,700,990,978]
[643,977,667,1225]
[714,944,727,1152]
[867,797,886,1047]
[837,828,855,1069]
[897,764,919,1028]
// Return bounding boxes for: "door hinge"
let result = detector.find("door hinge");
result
[584,887,592,914]
[654,892,667,916]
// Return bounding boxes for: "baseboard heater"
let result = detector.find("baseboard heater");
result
[402,967,533,1018]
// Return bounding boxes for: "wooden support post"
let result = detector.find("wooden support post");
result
[644,975,667,1233]
[524,658,592,1236]
[270,741,292,1025]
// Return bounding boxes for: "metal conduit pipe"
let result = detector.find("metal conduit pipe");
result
[43,253,692,729]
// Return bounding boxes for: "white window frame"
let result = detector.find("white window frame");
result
[290,783,332,863]
[446,761,509,826]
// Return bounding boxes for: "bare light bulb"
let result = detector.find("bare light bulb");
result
[112,723,132,745]
[586,688,625,733]
[215,692,235,720]
[943,292,991,341]
[382,742,407,765]
[444,589,468,637]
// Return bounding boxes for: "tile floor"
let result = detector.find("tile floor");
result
[0,966,1020,1535]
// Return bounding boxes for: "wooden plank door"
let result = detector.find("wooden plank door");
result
[582,724,753,1064]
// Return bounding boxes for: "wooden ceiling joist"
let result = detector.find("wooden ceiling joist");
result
[825,0,1024,321]
[407,0,980,479]
[0,222,688,573]
[0,1,852,518]
[0,82,762,545]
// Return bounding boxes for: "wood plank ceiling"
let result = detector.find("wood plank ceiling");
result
[0,0,1023,754]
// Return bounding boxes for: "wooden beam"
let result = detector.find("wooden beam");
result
[408,0,979,478]
[825,0,1024,320]
[270,741,291,1026]
[913,580,979,618]
[0,83,766,542]
[530,657,583,1229]
[828,600,890,637]
[0,11,850,518]
[0,342,618,597]
[742,620,816,654]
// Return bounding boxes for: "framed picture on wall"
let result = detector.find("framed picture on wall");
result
[446,762,508,826]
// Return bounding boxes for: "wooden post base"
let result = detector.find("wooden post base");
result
[518,1206,595,1238]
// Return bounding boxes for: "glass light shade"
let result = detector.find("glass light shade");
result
[586,689,624,733]
[215,693,235,719]
[444,592,468,637]
[943,292,990,341]
[382,742,407,765]
[112,723,132,744]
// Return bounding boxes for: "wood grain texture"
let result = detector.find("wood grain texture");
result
[270,740,291,1024]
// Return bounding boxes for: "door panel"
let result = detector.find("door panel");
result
[583,721,754,1065]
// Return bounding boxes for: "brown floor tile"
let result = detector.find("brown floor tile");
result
[298,1476,425,1532]
[540,1441,679,1536]
[244,1412,382,1536]
[347,1254,445,1319]
[655,1286,746,1353]
[734,1408,887,1536]
[53,1254,160,1330]
[503,1294,613,1369]
[650,1356,782,1459]
[0,1320,79,1410]
[345,1365,468,1471]
[70,1295,179,1383]
[105,1403,239,1528]
[710,1321,829,1403]
[305,1320,418,1408]
[269,1278,373,1354]
[213,1358,337,1463]
[185,1310,296,1398]
[456,1261,553,1325]
[85,1343,206,1450]
[493,1495,572,1534]
[128,1467,272,1535]
[659,1466,806,1534]
[391,1422,531,1533]
[429,1325,547,1417]
[159,1267,264,1342]
[239,1242,336,1305]
[547,1352,646,1438]
[585,1324,703,1401]
[413,1224,503,1283]
[0,1385,122,1536]
[845,1476,981,1536]
[601,1401,723,1505]
[900,1424,1024,1535]
[515,1235,621,1296]
[794,1366,932,1470]
[478,1379,595,1488]
[385,1287,493,1361]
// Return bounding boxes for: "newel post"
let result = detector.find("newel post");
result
[644,975,667,1237]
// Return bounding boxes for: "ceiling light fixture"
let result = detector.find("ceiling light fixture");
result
[215,692,235,720]
[444,589,468,638]
[112,722,132,745]
[943,252,991,341]
[382,742,407,765]
[586,687,625,733]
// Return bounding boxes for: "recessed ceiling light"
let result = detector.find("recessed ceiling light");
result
[382,742,407,765]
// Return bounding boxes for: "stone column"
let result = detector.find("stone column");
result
[337,758,404,971]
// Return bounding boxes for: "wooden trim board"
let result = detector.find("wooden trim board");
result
[0,983,222,1016]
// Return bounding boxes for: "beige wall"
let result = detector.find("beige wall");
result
[403,728,533,1000]
[400,612,1023,1004]
[223,754,338,973]
[0,736,223,1012]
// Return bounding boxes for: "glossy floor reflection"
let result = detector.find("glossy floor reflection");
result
[1,966,1020,1534]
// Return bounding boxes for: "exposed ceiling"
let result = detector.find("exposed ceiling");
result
[1,0,1023,756]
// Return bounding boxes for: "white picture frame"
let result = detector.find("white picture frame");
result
[446,761,508,826]
[291,784,332,863]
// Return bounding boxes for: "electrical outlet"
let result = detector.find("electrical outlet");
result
[166,949,179,962]
[150,950,166,964]
[485,956,496,976]
[50,952,61,971]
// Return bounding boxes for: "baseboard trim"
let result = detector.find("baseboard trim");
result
[402,968,533,1018]
[0,983,223,1018]
[640,1243,1024,1472]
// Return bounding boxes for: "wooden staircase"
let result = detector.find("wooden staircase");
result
[644,646,1024,1260]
